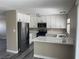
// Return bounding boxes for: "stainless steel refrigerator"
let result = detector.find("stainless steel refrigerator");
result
[18,22,29,52]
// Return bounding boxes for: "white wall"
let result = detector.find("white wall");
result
[0,15,6,39]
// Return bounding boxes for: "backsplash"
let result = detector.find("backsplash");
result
[47,29,66,34]
[30,28,66,34]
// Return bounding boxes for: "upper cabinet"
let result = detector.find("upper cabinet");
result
[41,15,67,28]
[46,16,51,28]
[40,16,47,23]
[17,13,30,23]
[53,15,66,28]
[29,14,67,29]
[50,16,56,28]
[30,16,38,28]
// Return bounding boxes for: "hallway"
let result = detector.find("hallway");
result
[0,39,6,51]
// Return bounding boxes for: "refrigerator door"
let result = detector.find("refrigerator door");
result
[18,22,29,52]
[25,23,29,48]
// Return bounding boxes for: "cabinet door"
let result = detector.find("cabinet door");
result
[60,15,66,28]
[41,16,47,23]
[55,15,61,28]
[51,16,56,28]
[46,16,50,28]
[17,13,24,22]
[17,13,30,23]
[30,16,37,28]
[37,17,41,23]
[55,15,66,28]
[50,15,66,28]
[24,15,30,23]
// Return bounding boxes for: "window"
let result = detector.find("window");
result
[67,18,70,34]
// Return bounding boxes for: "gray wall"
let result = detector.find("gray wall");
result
[0,15,6,39]
[75,3,79,59]
[68,5,77,59]
[6,10,18,53]
[68,5,77,41]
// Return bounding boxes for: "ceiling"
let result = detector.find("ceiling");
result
[0,0,75,15]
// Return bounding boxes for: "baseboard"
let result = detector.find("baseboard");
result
[34,54,58,59]
[7,49,18,54]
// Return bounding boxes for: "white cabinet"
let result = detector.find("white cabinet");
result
[30,15,66,28]
[45,15,66,28]
[17,13,23,21]
[50,16,56,28]
[30,16,37,28]
[17,13,30,23]
[36,16,47,23]
[41,16,47,22]
[36,17,41,23]
[46,16,51,28]
[55,15,66,28]
[30,16,47,28]
[23,14,30,23]
[55,15,61,28]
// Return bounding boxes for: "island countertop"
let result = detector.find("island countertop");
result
[32,36,73,45]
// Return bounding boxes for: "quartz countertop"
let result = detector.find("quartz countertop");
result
[32,36,73,45]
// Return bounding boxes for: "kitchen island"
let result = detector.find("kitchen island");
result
[32,36,74,59]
